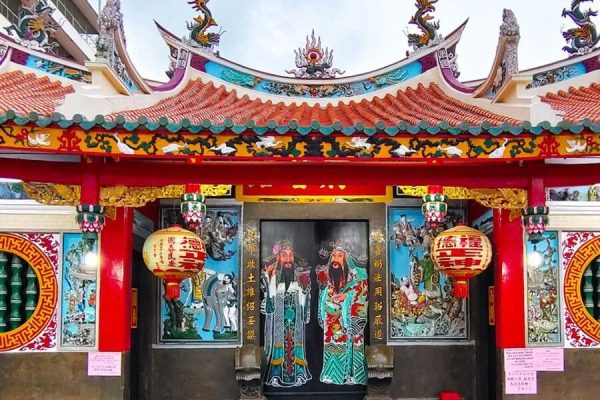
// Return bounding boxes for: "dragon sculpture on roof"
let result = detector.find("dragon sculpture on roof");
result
[285,30,345,79]
[186,0,222,50]
[4,0,59,53]
[407,0,442,52]
[562,0,600,54]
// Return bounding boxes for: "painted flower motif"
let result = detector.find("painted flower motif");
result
[272,244,281,256]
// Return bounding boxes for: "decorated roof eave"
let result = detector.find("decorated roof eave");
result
[154,19,468,87]
[0,109,596,137]
[520,46,600,77]
[0,37,92,87]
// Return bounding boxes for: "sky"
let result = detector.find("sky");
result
[95,1,572,82]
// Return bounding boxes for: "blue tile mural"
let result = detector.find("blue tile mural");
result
[159,206,241,343]
[60,233,98,347]
[526,231,561,345]
[388,207,467,339]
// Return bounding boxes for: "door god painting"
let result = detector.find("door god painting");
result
[317,241,368,385]
[262,239,312,387]
[260,220,369,394]
[388,208,467,339]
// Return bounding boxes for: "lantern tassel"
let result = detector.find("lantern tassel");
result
[454,280,469,298]
[165,282,181,300]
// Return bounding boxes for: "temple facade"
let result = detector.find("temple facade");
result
[1,1,600,399]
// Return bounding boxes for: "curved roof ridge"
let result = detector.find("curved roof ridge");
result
[155,19,468,87]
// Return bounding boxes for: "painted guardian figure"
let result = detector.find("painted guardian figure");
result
[317,241,369,385]
[261,240,312,387]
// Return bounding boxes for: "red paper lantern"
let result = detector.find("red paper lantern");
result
[431,225,492,298]
[142,225,207,300]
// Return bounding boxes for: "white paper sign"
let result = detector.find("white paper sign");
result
[504,348,535,371]
[87,352,122,377]
[505,370,538,394]
[533,348,564,372]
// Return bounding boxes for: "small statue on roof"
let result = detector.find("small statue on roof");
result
[95,0,123,59]
[4,0,59,53]
[406,0,442,54]
[562,0,600,55]
[185,0,222,51]
[285,30,345,79]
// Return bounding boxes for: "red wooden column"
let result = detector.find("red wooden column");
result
[493,208,526,348]
[98,207,134,351]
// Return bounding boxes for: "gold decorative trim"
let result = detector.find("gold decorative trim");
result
[22,183,80,206]
[237,186,393,204]
[21,184,232,208]
[397,186,527,215]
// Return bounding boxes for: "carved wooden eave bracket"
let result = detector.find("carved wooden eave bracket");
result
[398,186,527,218]
[21,183,232,211]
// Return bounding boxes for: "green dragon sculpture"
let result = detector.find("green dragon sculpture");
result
[4,0,59,53]
[186,0,222,49]
[562,0,600,54]
[407,0,441,51]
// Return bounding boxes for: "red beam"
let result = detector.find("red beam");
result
[528,176,546,205]
[2,157,600,188]
[493,209,525,348]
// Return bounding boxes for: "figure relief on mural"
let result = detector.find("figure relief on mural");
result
[316,240,368,385]
[61,233,98,347]
[389,208,467,339]
[160,207,240,342]
[261,239,312,387]
[526,232,560,344]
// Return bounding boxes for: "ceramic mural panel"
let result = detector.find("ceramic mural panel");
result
[547,185,600,201]
[526,231,561,345]
[1,233,59,352]
[60,233,98,347]
[159,206,241,342]
[561,231,600,348]
[388,207,467,339]
[0,182,28,200]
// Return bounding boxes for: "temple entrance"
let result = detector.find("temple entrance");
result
[260,220,369,400]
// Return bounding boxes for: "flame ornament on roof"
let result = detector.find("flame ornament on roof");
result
[185,0,222,51]
[4,0,59,53]
[562,0,600,55]
[285,30,345,79]
[406,0,442,54]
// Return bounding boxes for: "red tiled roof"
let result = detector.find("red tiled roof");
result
[116,80,520,127]
[541,83,600,123]
[0,71,74,116]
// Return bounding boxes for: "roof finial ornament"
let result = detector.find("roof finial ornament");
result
[95,0,123,60]
[185,0,222,52]
[285,30,345,79]
[562,0,600,55]
[406,0,442,55]
[4,0,59,53]
[500,9,520,76]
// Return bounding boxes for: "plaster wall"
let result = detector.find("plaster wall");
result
[502,349,600,400]
[0,352,128,400]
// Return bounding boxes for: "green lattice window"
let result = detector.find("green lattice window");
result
[0,252,39,332]
[581,256,600,321]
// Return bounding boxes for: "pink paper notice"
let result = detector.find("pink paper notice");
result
[87,352,122,376]
[533,348,564,372]
[505,370,538,394]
